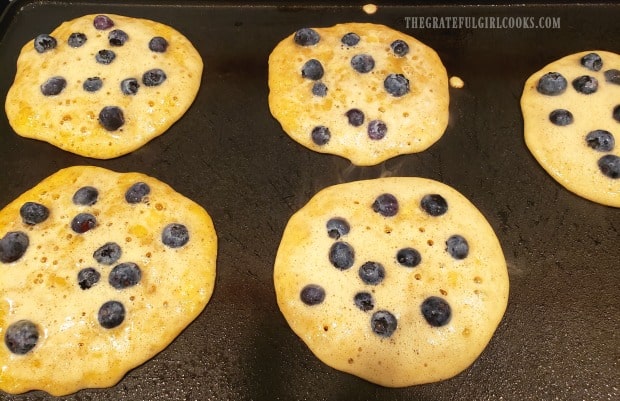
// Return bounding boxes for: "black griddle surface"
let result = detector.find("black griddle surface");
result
[0,1,618,400]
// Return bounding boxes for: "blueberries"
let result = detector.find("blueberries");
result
[446,235,469,259]
[34,34,57,53]
[98,301,125,329]
[72,186,99,206]
[93,15,114,30]
[108,29,128,46]
[549,109,573,126]
[580,52,602,71]
[390,40,409,57]
[95,49,116,64]
[586,130,615,152]
[311,125,331,146]
[77,267,101,290]
[354,292,374,312]
[149,36,169,52]
[109,262,141,289]
[536,72,567,95]
[604,69,620,85]
[371,310,397,337]
[358,261,385,285]
[326,217,350,239]
[372,193,398,217]
[71,213,97,234]
[421,296,451,327]
[162,223,190,248]
[4,320,39,354]
[125,182,150,203]
[120,78,140,95]
[98,106,124,131]
[397,248,421,267]
[293,28,320,46]
[341,32,360,47]
[350,54,375,73]
[93,242,122,265]
[572,75,598,94]
[83,77,103,92]
[367,120,387,140]
[142,68,167,86]
[312,82,328,97]
[345,109,365,127]
[384,74,409,97]
[40,76,66,96]
[614,105,620,123]
[421,194,448,216]
[329,241,355,270]
[0,231,29,263]
[300,284,325,306]
[598,155,620,179]
[301,59,324,80]
[19,202,49,225]
[68,32,87,48]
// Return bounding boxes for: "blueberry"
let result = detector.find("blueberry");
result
[142,68,167,86]
[83,77,103,92]
[149,36,169,52]
[162,223,190,248]
[358,261,385,285]
[604,69,620,85]
[0,231,29,263]
[341,32,360,47]
[33,34,57,53]
[40,76,66,96]
[326,217,350,239]
[68,32,87,48]
[572,75,598,94]
[549,109,573,126]
[384,74,409,97]
[77,267,101,290]
[108,29,128,46]
[71,213,97,234]
[421,296,451,327]
[372,193,398,217]
[300,284,325,306]
[109,262,141,289]
[351,54,375,73]
[293,28,320,46]
[4,320,38,354]
[312,82,328,97]
[93,15,114,30]
[98,301,125,329]
[598,155,620,179]
[125,182,150,204]
[72,186,99,206]
[93,242,122,265]
[19,202,49,225]
[536,72,567,95]
[397,248,421,267]
[120,78,140,95]
[390,40,409,57]
[95,49,116,64]
[311,125,331,146]
[446,234,469,259]
[586,130,615,152]
[580,52,602,71]
[614,105,620,123]
[367,120,387,140]
[354,292,374,312]
[421,194,448,216]
[329,241,354,270]
[301,59,324,80]
[345,109,364,127]
[98,106,124,131]
[371,310,397,337]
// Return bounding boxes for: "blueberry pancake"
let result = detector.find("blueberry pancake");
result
[274,177,509,387]
[521,50,620,207]
[268,23,449,166]
[5,14,202,159]
[0,166,217,395]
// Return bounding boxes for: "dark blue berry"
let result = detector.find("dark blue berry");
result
[311,125,330,146]
[598,155,620,179]
[351,54,375,73]
[108,29,128,46]
[40,76,66,96]
[83,77,103,92]
[536,72,567,95]
[312,82,327,97]
[604,69,620,85]
[384,74,409,97]
[0,231,29,263]
[93,15,114,30]
[78,267,101,290]
[580,53,602,71]
[372,193,398,217]
[68,32,87,48]
[19,202,49,225]
[34,34,57,53]
[98,301,125,329]
[586,130,615,152]
[326,217,350,239]
[367,120,387,140]
[549,109,573,126]
[446,235,469,259]
[371,310,397,337]
[329,241,354,270]
[301,59,324,80]
[72,186,99,206]
[95,49,116,65]
[421,296,451,327]
[109,262,141,289]
[345,109,364,127]
[120,78,139,95]
[125,182,150,204]
[358,261,385,285]
[615,105,620,122]
[293,28,320,46]
[341,32,360,47]
[390,40,409,57]
[71,213,97,234]
[142,68,167,86]
[354,292,374,312]
[93,242,122,265]
[149,36,169,52]
[4,320,38,354]
[300,284,325,306]
[572,75,598,94]
[162,223,190,248]
[98,106,124,131]
[421,194,448,216]
[397,248,421,267]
